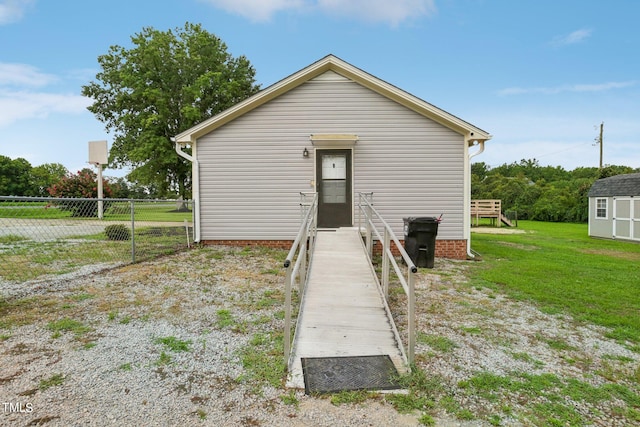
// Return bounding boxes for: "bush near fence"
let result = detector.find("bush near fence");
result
[0,197,194,284]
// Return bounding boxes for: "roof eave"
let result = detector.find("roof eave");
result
[175,55,492,144]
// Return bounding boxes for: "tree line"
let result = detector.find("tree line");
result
[472,159,639,223]
[0,155,160,199]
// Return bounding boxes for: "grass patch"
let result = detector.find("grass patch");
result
[255,289,283,309]
[458,370,640,424]
[0,296,62,329]
[0,201,191,222]
[385,393,433,413]
[47,318,91,336]
[384,365,446,420]
[280,390,299,407]
[0,234,28,244]
[417,333,457,353]
[155,351,172,366]
[330,390,377,406]
[460,326,482,335]
[154,336,191,352]
[39,373,65,390]
[195,409,207,420]
[471,221,640,343]
[511,351,545,368]
[215,309,235,329]
[237,331,285,392]
[70,292,95,302]
[214,309,247,332]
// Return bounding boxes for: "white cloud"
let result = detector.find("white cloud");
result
[200,0,304,22]
[200,0,436,25]
[0,0,35,25]
[498,81,636,96]
[318,0,436,26]
[551,28,592,46]
[0,90,91,127]
[0,62,58,87]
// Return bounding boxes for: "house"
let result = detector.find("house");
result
[174,55,491,259]
[587,173,640,242]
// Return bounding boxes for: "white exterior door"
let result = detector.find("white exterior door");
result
[613,198,637,241]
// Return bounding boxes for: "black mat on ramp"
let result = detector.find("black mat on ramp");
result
[301,355,401,394]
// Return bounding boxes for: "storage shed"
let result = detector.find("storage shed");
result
[174,55,491,259]
[588,173,640,242]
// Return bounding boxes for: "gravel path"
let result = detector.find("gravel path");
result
[1,246,638,426]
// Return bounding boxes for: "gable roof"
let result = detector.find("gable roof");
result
[175,54,491,145]
[588,173,640,197]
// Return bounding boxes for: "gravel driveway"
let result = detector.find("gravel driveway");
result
[1,245,638,426]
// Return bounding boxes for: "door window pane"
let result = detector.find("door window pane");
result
[322,155,346,180]
[322,180,346,203]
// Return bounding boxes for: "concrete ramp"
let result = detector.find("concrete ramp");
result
[286,228,407,389]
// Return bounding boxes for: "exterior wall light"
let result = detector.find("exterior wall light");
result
[303,147,309,157]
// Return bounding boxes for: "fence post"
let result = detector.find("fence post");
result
[130,200,135,263]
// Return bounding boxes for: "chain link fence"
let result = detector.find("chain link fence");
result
[0,196,195,284]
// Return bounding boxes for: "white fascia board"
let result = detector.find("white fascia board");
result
[175,55,492,145]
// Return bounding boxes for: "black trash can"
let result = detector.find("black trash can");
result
[403,217,439,268]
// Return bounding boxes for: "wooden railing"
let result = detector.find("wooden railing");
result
[471,199,501,216]
[471,199,513,227]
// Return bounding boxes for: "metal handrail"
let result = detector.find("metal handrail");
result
[283,193,318,365]
[357,193,418,365]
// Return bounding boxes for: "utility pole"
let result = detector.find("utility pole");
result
[598,122,604,169]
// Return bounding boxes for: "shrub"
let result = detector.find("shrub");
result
[48,168,113,217]
[105,224,131,241]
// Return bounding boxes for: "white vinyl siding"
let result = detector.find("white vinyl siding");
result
[197,71,464,241]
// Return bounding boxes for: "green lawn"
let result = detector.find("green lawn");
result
[0,201,192,222]
[470,221,640,343]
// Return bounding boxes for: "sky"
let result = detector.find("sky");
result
[1,0,639,179]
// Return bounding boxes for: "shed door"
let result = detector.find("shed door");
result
[614,198,638,241]
[613,198,632,240]
[316,149,352,228]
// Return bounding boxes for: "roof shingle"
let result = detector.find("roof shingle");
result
[588,173,640,197]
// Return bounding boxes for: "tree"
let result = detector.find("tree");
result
[30,163,68,196]
[82,22,260,198]
[597,165,635,179]
[48,169,113,217]
[0,155,33,196]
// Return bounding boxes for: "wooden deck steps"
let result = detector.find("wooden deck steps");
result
[471,199,514,227]
[286,227,407,389]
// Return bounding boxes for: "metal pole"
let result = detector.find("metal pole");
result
[357,193,361,233]
[130,200,135,263]
[408,268,416,365]
[382,228,390,298]
[300,240,307,293]
[284,264,293,365]
[97,164,104,219]
[366,201,373,258]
